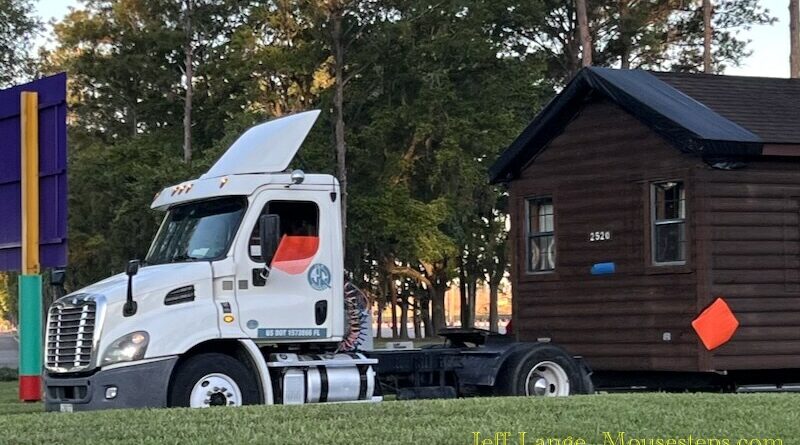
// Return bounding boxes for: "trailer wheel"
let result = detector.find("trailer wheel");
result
[169,353,260,408]
[497,344,590,397]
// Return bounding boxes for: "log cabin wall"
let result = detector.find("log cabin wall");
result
[510,98,711,372]
[701,160,800,371]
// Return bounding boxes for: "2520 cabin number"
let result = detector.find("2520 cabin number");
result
[589,231,611,242]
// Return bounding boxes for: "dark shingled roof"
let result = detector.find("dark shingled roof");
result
[490,67,800,184]
[653,71,800,144]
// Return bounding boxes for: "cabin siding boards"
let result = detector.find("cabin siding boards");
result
[509,99,800,373]
[701,161,800,370]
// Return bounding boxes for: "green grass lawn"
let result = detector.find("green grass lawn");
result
[0,381,797,445]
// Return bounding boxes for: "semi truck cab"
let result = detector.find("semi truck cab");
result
[44,111,591,412]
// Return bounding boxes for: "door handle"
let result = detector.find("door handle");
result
[315,300,328,325]
[251,268,266,287]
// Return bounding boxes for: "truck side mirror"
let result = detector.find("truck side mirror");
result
[126,260,140,276]
[259,214,281,266]
[124,260,140,317]
[50,268,67,301]
[50,268,66,286]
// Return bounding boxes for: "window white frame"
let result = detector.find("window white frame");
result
[525,197,555,273]
[650,181,686,265]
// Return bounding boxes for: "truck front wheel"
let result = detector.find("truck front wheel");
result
[497,344,591,397]
[169,353,260,408]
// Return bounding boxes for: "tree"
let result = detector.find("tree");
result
[45,2,179,138]
[302,0,375,242]
[183,0,194,163]
[339,0,552,333]
[512,0,774,82]
[577,0,592,66]
[0,273,18,325]
[668,0,774,73]
[0,0,39,87]
[328,1,350,240]
[704,0,713,73]
[484,205,509,332]
[791,0,799,77]
[40,0,271,286]
[43,0,256,145]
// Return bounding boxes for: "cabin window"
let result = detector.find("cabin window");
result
[249,200,320,262]
[526,197,555,272]
[651,181,686,264]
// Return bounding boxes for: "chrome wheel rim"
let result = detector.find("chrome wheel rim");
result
[524,361,570,396]
[190,373,242,408]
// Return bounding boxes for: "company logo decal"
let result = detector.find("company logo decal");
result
[307,263,331,291]
[246,319,259,329]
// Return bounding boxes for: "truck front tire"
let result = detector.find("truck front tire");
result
[169,353,261,408]
[497,344,592,396]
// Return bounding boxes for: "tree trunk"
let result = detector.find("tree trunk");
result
[489,282,499,333]
[466,279,477,328]
[620,48,631,69]
[412,298,421,339]
[389,297,398,338]
[791,0,800,77]
[399,296,409,338]
[430,282,447,334]
[182,0,193,163]
[130,108,138,137]
[618,0,630,69]
[459,259,469,328]
[375,301,383,339]
[567,34,582,78]
[388,277,398,338]
[421,298,432,338]
[331,7,348,242]
[576,0,592,67]
[703,0,713,73]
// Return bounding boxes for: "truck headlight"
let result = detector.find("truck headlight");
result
[101,331,149,366]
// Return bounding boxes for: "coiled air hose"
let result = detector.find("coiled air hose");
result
[337,281,370,352]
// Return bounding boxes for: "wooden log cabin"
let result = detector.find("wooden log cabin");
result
[490,68,800,386]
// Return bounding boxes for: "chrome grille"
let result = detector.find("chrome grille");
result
[46,297,97,372]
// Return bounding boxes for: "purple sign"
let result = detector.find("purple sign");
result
[0,73,68,271]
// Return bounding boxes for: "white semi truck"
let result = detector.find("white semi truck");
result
[43,111,592,411]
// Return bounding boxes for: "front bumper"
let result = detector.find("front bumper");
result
[44,356,179,412]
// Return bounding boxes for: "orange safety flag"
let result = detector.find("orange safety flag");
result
[691,297,739,351]
[271,235,319,275]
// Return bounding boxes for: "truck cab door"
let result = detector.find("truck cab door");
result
[233,190,335,342]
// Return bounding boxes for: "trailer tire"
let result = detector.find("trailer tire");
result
[169,353,261,408]
[496,344,590,397]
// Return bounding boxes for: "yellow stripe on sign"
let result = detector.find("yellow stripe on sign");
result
[21,91,39,275]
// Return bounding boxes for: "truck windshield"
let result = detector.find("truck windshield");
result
[146,197,247,264]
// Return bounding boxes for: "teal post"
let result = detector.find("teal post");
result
[18,276,42,377]
[18,275,43,400]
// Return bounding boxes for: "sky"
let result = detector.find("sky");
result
[33,0,793,78]
[726,0,790,77]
